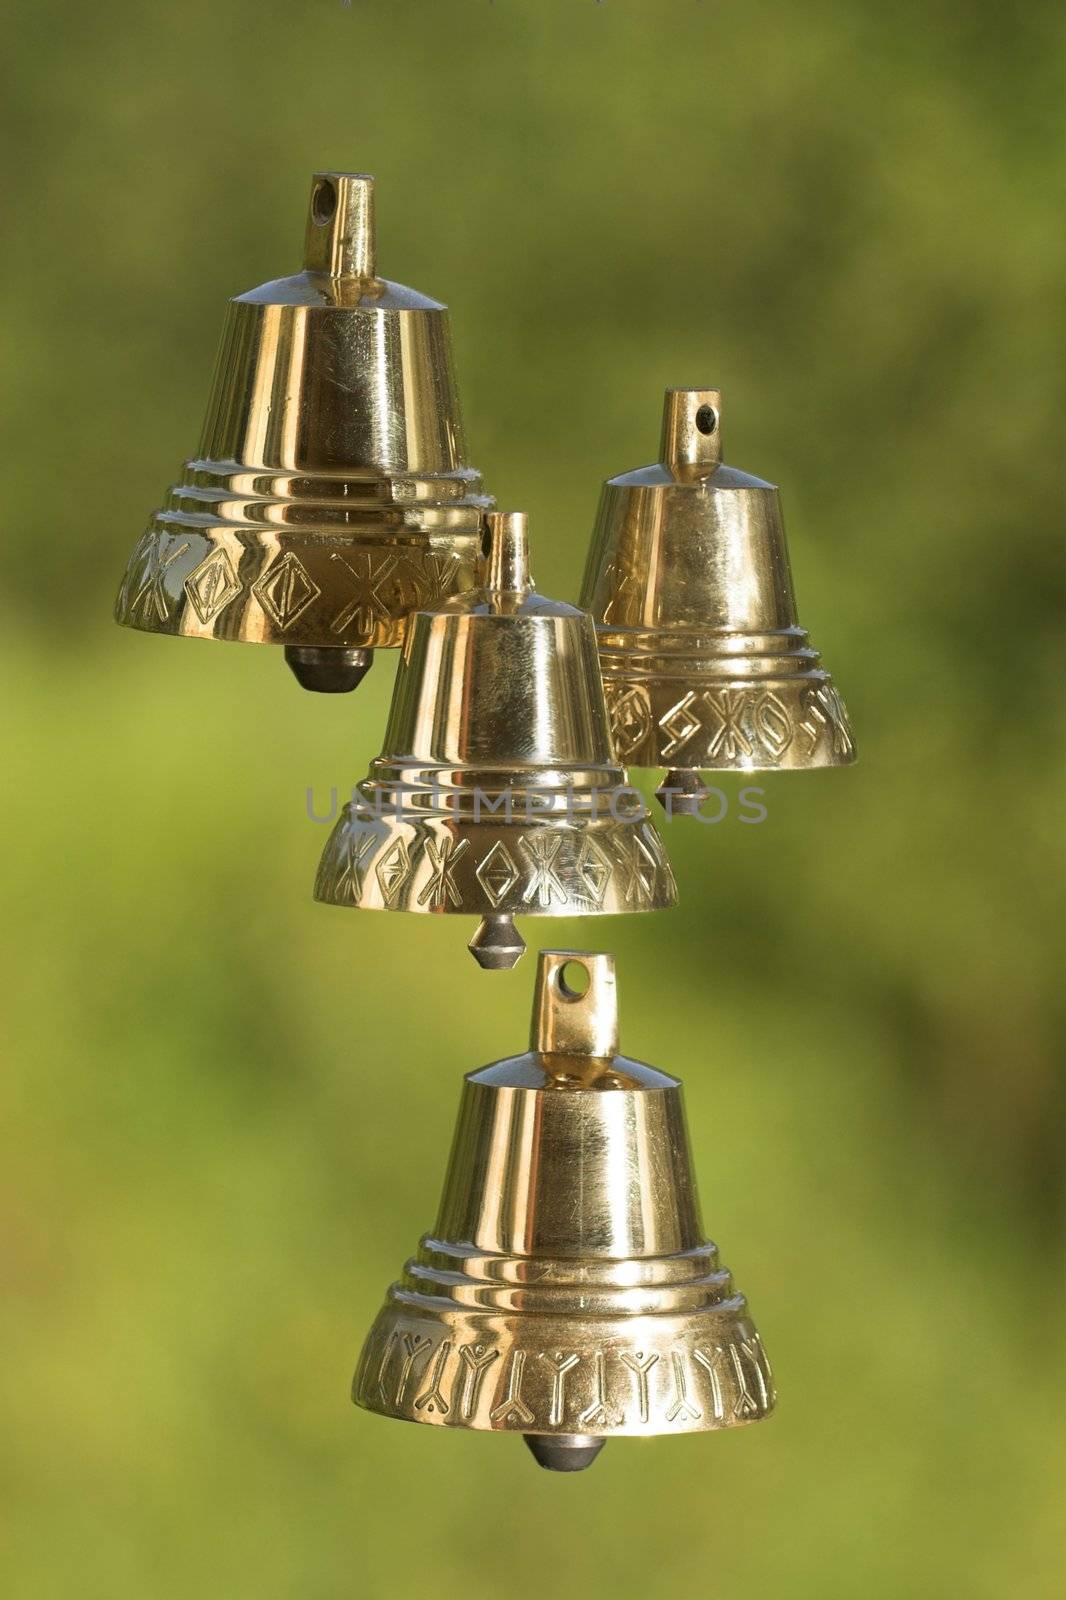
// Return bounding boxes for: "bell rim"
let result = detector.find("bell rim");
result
[598,669,857,770]
[113,510,487,649]
[313,811,678,916]
[352,1302,775,1438]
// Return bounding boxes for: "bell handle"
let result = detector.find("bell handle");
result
[480,510,534,598]
[303,172,376,280]
[531,951,619,1059]
[660,387,723,477]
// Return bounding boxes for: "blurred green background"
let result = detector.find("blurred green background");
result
[3,1,1065,1595]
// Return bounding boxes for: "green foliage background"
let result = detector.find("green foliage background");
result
[3,2,1065,1595]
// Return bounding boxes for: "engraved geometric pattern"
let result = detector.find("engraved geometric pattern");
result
[489,1350,535,1426]
[326,829,379,903]
[412,1340,452,1416]
[183,547,242,625]
[825,685,855,757]
[420,553,462,603]
[383,558,424,618]
[116,510,482,647]
[542,1352,581,1426]
[620,1351,659,1425]
[692,1348,725,1420]
[315,818,675,915]
[609,829,661,903]
[416,837,470,909]
[752,690,794,758]
[474,840,521,908]
[606,683,653,760]
[575,836,613,905]
[251,551,321,631]
[728,1340,763,1417]
[658,691,703,758]
[457,1344,499,1420]
[801,682,855,758]
[518,834,568,908]
[329,551,400,637]
[374,838,413,906]
[359,1325,775,1434]
[703,690,754,761]
[396,1334,432,1406]
[115,528,156,621]
[596,674,854,769]
[578,1351,618,1428]
[373,1332,397,1405]
[126,532,191,625]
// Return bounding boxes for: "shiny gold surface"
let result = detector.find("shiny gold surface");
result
[114,173,490,689]
[580,388,856,797]
[354,951,774,1469]
[315,514,677,967]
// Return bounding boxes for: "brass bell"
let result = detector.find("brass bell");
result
[314,511,677,968]
[114,172,490,693]
[354,950,775,1472]
[580,388,856,809]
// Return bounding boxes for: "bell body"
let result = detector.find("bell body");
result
[354,953,774,1467]
[114,173,490,689]
[314,515,676,966]
[581,389,856,782]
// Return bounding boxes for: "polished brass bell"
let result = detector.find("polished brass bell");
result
[314,511,677,968]
[354,950,774,1472]
[114,172,490,693]
[580,388,856,809]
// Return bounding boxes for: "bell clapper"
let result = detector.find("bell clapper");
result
[285,646,374,695]
[468,913,527,971]
[655,768,710,817]
[524,1434,606,1473]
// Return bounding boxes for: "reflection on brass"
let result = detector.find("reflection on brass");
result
[114,172,491,692]
[580,388,856,804]
[314,513,677,968]
[354,950,775,1471]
